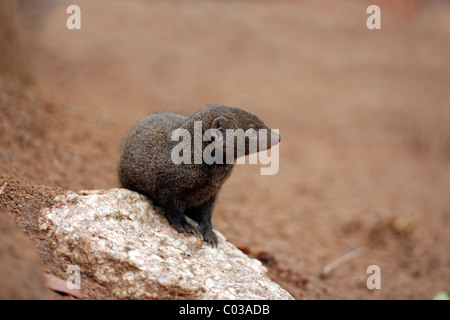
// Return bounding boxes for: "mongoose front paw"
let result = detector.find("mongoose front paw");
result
[201,230,219,247]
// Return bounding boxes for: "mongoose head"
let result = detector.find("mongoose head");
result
[197,105,281,159]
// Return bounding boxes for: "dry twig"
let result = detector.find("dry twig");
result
[321,248,366,278]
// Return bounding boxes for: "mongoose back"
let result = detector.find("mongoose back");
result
[118,104,280,247]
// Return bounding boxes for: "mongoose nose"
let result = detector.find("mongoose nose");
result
[270,131,281,146]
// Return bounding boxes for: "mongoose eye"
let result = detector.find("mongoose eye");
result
[246,128,257,138]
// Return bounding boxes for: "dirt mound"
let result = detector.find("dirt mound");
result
[0,214,52,299]
[0,77,117,190]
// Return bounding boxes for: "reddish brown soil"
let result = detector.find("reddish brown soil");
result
[0,213,53,299]
[1,0,449,299]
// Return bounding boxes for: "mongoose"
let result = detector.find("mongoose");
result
[118,104,280,247]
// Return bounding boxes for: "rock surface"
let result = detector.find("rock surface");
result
[38,188,293,300]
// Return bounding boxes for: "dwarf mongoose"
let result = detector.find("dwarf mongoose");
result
[118,104,280,246]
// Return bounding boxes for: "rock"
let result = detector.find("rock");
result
[0,214,53,299]
[38,188,293,300]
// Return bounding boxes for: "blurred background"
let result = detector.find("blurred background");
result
[1,0,449,299]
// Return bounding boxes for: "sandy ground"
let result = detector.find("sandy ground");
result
[1,0,450,299]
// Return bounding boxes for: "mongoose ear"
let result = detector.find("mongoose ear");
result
[211,117,229,131]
